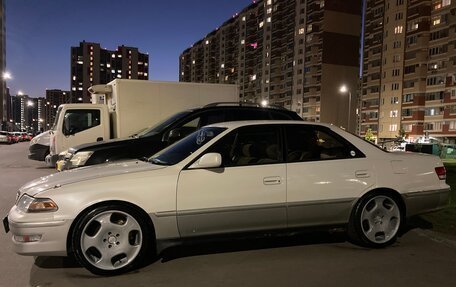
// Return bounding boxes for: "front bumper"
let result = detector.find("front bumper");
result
[403,188,451,217]
[5,207,72,256]
[28,144,49,161]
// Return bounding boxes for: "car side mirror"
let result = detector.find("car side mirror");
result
[189,153,222,169]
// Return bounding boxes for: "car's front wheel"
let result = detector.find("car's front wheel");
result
[349,192,403,248]
[71,204,153,275]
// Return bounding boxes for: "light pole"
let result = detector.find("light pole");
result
[339,85,352,132]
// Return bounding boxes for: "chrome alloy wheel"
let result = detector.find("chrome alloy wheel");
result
[360,195,401,244]
[80,210,143,271]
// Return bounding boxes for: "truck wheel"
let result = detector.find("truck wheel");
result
[71,204,153,275]
[348,192,402,248]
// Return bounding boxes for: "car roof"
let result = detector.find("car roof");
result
[205,120,333,129]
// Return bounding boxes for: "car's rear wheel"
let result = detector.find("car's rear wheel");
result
[349,192,402,248]
[71,204,153,275]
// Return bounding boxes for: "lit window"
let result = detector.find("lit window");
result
[259,21,264,28]
[77,61,83,65]
[117,70,121,73]
[111,54,115,58]
[72,76,76,81]
[117,75,121,78]
[432,16,441,25]
[72,87,76,91]
[267,0,272,4]
[389,124,398,132]
[299,28,305,34]
[241,39,245,45]
[394,26,403,34]
[144,73,148,77]
[181,72,184,76]
[192,60,195,64]
[267,17,271,23]
[145,63,148,66]
[242,16,246,21]
[205,40,209,45]
[78,87,83,91]
[118,55,122,58]
[106,63,111,68]
[221,63,225,68]
[307,24,312,32]
[442,0,451,7]
[111,69,115,73]
[267,8,272,14]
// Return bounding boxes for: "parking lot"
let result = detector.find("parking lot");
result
[1,143,456,287]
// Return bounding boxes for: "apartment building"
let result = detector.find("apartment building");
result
[9,94,44,132]
[71,41,149,103]
[361,0,456,142]
[43,89,70,130]
[180,0,362,132]
[0,0,6,128]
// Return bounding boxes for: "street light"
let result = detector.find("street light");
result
[261,99,268,107]
[339,84,352,131]
[2,71,11,80]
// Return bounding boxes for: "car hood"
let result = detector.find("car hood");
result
[20,160,165,197]
[68,136,144,153]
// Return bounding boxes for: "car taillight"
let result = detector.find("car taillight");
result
[435,166,446,180]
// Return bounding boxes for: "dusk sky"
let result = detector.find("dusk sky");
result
[5,0,252,98]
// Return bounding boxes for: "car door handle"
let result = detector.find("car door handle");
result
[263,176,282,185]
[355,170,370,178]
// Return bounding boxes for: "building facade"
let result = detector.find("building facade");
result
[0,0,6,129]
[9,94,45,133]
[180,0,362,132]
[71,41,149,103]
[44,89,70,130]
[361,0,456,143]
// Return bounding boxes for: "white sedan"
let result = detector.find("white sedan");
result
[4,121,450,275]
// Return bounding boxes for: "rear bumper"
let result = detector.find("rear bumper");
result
[28,144,49,161]
[403,188,451,217]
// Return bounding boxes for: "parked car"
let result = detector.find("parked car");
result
[4,121,450,275]
[11,132,21,143]
[4,121,450,276]
[0,131,12,144]
[56,103,302,171]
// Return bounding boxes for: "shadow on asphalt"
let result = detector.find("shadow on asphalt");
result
[32,217,432,272]
[159,230,348,263]
[401,216,434,236]
[33,230,349,271]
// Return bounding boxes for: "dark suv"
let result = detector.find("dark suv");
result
[58,103,302,170]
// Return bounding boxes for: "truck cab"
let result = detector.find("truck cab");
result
[47,104,110,167]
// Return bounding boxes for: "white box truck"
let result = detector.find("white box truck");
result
[45,79,238,166]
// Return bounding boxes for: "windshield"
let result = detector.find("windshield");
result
[135,110,193,138]
[150,127,226,166]
[51,106,63,131]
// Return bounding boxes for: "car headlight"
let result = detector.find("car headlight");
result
[70,151,94,167]
[17,194,58,213]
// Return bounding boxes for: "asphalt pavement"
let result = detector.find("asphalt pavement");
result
[1,142,456,287]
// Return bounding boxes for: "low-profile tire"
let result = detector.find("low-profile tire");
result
[348,192,403,248]
[71,204,153,276]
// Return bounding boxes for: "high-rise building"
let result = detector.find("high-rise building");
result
[44,89,71,130]
[0,0,6,129]
[361,0,456,143]
[10,94,45,133]
[71,41,149,103]
[180,0,362,132]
